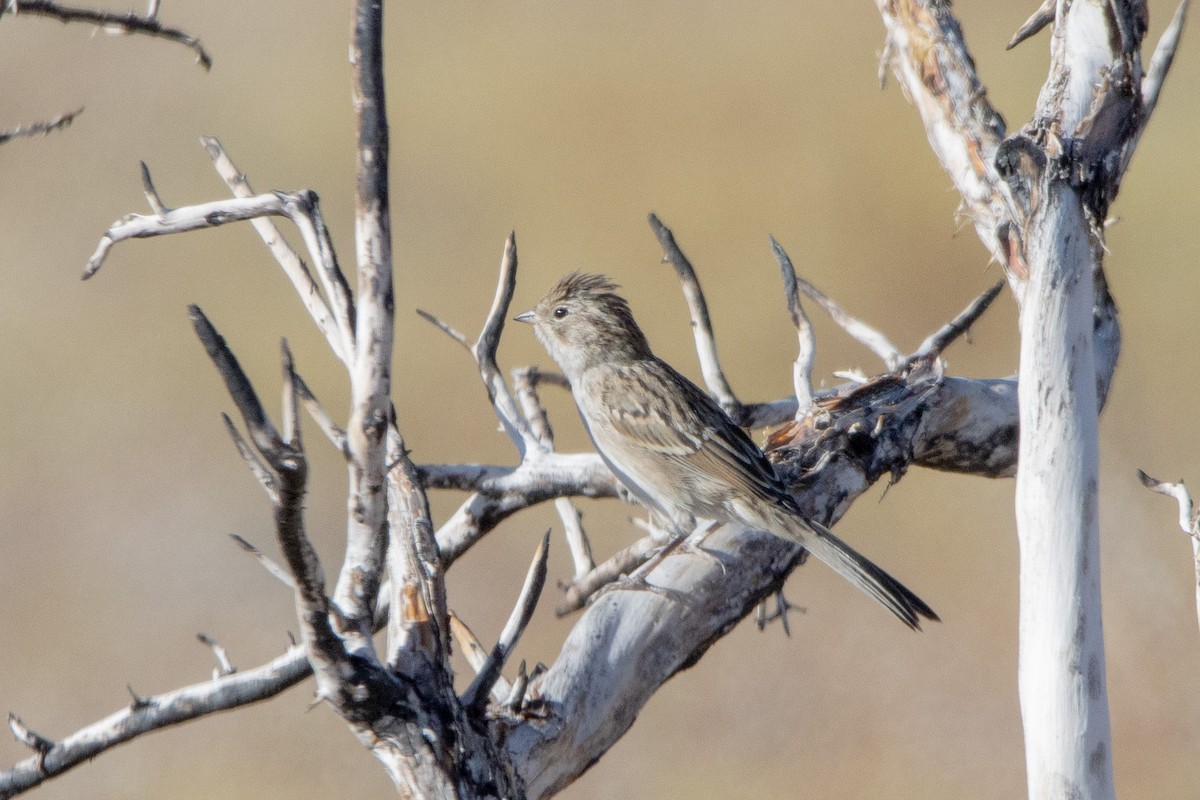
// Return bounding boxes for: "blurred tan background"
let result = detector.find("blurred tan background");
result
[2,2,1198,798]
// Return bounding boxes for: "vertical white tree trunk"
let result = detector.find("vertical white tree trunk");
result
[1016,180,1113,800]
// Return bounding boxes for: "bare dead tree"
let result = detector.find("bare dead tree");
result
[0,1,1191,799]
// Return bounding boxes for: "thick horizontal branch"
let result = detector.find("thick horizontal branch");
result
[430,454,622,567]
[418,452,618,498]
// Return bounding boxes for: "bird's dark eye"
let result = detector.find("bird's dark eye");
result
[553,306,569,319]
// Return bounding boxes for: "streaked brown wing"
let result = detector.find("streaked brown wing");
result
[596,358,787,504]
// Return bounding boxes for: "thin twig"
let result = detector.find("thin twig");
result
[503,660,529,712]
[449,613,512,704]
[449,613,492,676]
[6,1,212,68]
[138,161,169,216]
[292,372,348,457]
[416,309,472,352]
[280,341,302,449]
[1137,469,1200,636]
[220,413,280,504]
[286,195,357,361]
[1007,0,1055,50]
[201,137,352,368]
[463,530,550,713]
[474,233,535,452]
[7,714,54,756]
[556,537,659,616]
[911,281,1005,359]
[511,366,554,444]
[791,272,904,369]
[190,307,288,468]
[770,236,816,417]
[512,366,595,578]
[1138,470,1198,534]
[647,213,742,417]
[1142,0,1190,121]
[229,534,294,589]
[554,499,594,582]
[124,685,151,710]
[418,234,537,456]
[196,633,237,678]
[0,107,83,145]
[524,369,570,391]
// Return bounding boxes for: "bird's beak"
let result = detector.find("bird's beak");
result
[514,310,536,324]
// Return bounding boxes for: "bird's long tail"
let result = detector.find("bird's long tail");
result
[772,511,939,630]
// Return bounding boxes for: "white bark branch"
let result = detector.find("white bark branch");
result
[648,212,743,417]
[474,233,537,454]
[874,0,1011,270]
[781,256,904,370]
[1138,470,1200,635]
[229,533,295,589]
[332,0,395,652]
[998,0,1184,795]
[462,530,550,713]
[1016,177,1112,800]
[512,366,596,579]
[451,613,512,703]
[202,137,355,368]
[769,236,817,417]
[196,633,237,679]
[0,645,311,798]
[1142,0,1190,116]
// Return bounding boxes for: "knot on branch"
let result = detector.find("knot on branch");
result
[995,133,1049,219]
[765,361,943,521]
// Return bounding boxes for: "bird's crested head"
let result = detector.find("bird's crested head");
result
[515,272,652,377]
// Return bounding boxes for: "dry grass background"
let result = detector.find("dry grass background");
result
[1,2,1198,798]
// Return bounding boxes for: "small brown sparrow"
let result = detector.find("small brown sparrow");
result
[516,272,937,629]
